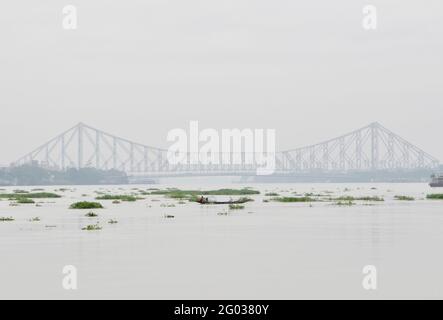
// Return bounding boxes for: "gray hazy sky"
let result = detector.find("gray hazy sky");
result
[0,0,442,164]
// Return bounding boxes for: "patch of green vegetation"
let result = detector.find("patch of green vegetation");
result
[426,194,443,200]
[150,188,260,199]
[265,192,279,196]
[335,200,355,206]
[334,196,384,202]
[95,194,138,202]
[271,197,317,203]
[69,201,104,209]
[229,204,245,210]
[85,211,98,217]
[27,192,61,198]
[108,219,118,224]
[13,189,29,194]
[16,198,35,204]
[332,196,354,201]
[0,192,61,199]
[394,195,415,201]
[355,196,384,201]
[0,217,14,221]
[82,224,102,231]
[187,195,200,202]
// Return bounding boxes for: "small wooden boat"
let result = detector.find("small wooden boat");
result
[430,174,443,187]
[197,196,252,205]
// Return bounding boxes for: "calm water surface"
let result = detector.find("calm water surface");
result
[1,182,442,299]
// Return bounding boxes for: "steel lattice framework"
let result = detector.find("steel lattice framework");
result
[276,122,439,172]
[13,123,167,174]
[12,122,439,176]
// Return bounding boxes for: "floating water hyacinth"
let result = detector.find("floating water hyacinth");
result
[70,201,104,209]
[85,212,98,217]
[82,224,102,231]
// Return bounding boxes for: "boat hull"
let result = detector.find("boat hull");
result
[199,201,249,205]
[430,183,443,188]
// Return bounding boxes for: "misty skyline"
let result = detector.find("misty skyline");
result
[1,0,442,164]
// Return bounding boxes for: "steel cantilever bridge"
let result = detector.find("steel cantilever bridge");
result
[12,122,439,177]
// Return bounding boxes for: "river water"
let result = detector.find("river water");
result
[0,182,442,299]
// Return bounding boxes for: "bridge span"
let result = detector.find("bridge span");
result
[12,122,440,177]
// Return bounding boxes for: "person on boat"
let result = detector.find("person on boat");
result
[198,196,208,204]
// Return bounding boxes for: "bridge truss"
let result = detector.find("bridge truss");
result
[12,122,439,176]
[277,122,439,173]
